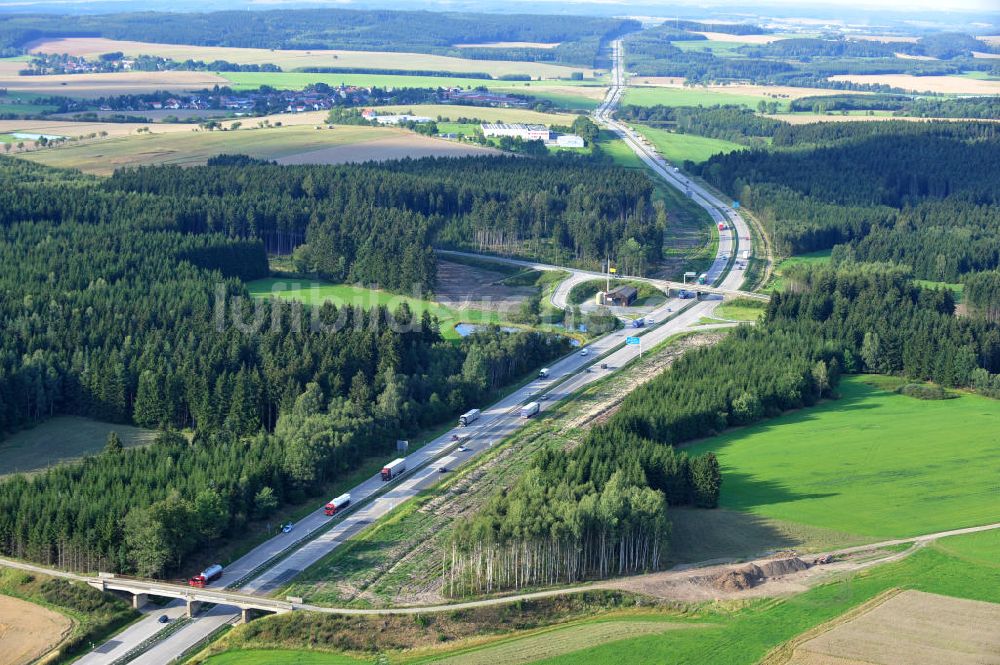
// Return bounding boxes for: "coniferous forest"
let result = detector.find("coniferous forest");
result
[0,156,577,576]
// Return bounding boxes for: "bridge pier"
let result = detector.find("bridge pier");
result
[132,593,149,610]
[240,607,252,624]
[186,600,203,618]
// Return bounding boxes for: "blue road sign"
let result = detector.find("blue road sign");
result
[732,200,741,209]
[626,336,641,345]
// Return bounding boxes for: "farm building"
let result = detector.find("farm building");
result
[605,285,638,307]
[480,123,551,141]
[362,110,433,125]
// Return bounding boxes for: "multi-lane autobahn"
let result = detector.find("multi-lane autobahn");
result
[75,38,758,665]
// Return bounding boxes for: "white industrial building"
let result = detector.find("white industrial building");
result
[370,114,433,125]
[480,123,551,141]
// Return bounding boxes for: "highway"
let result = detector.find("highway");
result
[76,37,757,665]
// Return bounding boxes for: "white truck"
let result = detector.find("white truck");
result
[520,401,540,418]
[538,368,550,378]
[459,409,480,427]
[381,458,407,481]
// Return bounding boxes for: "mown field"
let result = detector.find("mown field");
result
[28,37,598,80]
[623,85,778,109]
[247,278,506,340]
[631,124,743,163]
[0,415,157,476]
[18,124,496,174]
[684,375,1000,539]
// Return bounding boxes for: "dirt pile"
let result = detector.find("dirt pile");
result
[758,557,809,578]
[711,563,763,591]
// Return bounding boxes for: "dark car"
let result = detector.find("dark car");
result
[158,614,170,624]
[438,466,449,473]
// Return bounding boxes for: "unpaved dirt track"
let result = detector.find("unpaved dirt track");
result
[0,593,73,665]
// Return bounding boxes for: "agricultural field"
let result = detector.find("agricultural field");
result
[827,73,1000,94]
[247,277,506,340]
[17,123,497,174]
[598,133,645,169]
[684,375,1000,539]
[631,124,744,163]
[0,594,73,665]
[0,70,228,97]
[28,37,598,80]
[786,590,1000,665]
[0,415,157,476]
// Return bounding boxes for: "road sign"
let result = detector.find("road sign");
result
[733,200,740,209]
[626,336,640,345]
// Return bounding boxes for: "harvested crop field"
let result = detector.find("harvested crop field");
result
[0,594,73,665]
[455,41,561,49]
[691,31,789,43]
[26,37,593,79]
[0,70,227,97]
[428,620,698,665]
[786,590,1000,665]
[275,134,500,165]
[434,259,535,312]
[19,124,481,174]
[369,103,574,125]
[630,80,850,100]
[827,74,1000,94]
[768,114,998,125]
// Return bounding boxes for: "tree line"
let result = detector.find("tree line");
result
[617,104,784,145]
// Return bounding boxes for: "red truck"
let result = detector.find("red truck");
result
[381,458,407,481]
[188,563,223,588]
[324,493,351,516]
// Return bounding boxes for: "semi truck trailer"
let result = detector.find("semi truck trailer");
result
[520,401,540,418]
[324,493,351,516]
[459,409,480,426]
[188,564,223,588]
[381,458,407,481]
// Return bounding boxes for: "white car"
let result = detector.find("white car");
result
[580,348,589,357]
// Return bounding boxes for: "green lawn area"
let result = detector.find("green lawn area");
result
[914,279,964,303]
[684,375,1000,539]
[712,298,765,322]
[528,529,1000,665]
[247,277,504,340]
[765,249,833,292]
[0,415,158,476]
[597,132,644,169]
[631,124,743,164]
[0,89,60,115]
[622,86,776,110]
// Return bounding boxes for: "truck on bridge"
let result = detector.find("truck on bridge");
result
[459,408,480,426]
[324,493,351,516]
[381,458,407,481]
[188,564,223,588]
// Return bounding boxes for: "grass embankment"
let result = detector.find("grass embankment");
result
[195,529,999,665]
[0,568,138,664]
[707,298,766,323]
[685,374,1000,539]
[0,415,157,476]
[630,124,743,164]
[247,277,503,341]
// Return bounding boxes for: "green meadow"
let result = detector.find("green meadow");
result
[684,375,1000,539]
[765,249,833,292]
[623,86,775,109]
[246,278,505,340]
[631,124,744,163]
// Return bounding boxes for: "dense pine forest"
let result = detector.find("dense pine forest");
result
[106,157,665,278]
[0,157,573,575]
[695,121,1000,283]
[449,265,1000,594]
